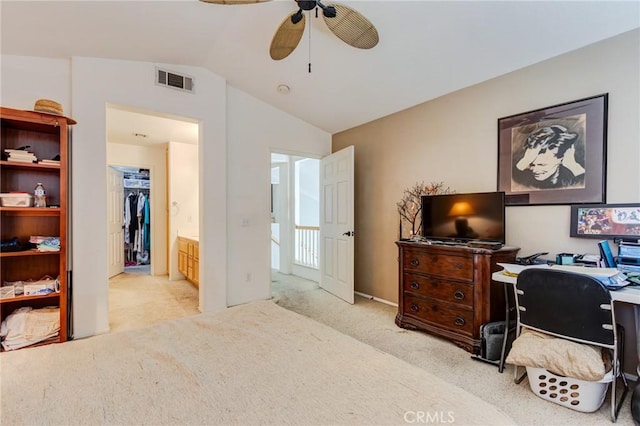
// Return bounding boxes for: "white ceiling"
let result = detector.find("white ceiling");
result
[106,104,199,146]
[2,1,639,138]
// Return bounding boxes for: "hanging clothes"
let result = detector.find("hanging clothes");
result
[143,196,151,251]
[124,192,137,244]
[133,192,146,253]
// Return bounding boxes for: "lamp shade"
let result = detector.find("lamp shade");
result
[448,201,475,217]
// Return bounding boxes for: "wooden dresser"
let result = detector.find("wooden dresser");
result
[395,241,519,354]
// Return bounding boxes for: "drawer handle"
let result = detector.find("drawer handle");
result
[454,317,465,326]
[410,281,420,290]
[454,263,463,270]
[454,290,465,300]
[410,303,419,313]
[410,258,420,267]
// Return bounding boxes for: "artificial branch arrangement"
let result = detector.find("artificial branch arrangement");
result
[397,181,453,239]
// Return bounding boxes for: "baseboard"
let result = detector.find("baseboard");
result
[355,291,398,307]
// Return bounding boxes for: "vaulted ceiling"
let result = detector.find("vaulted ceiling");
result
[2,1,639,134]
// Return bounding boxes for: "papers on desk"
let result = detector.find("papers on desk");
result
[553,265,629,289]
[496,263,628,290]
[496,263,550,277]
[551,265,618,276]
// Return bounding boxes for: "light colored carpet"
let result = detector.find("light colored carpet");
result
[272,272,636,425]
[108,272,199,333]
[0,300,515,425]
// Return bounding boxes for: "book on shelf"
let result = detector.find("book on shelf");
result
[4,149,37,163]
[6,151,35,156]
[4,148,33,154]
[7,153,36,159]
[7,157,36,163]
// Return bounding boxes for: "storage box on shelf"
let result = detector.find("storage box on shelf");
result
[0,193,34,207]
[0,106,73,350]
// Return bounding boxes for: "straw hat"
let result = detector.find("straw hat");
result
[33,99,76,125]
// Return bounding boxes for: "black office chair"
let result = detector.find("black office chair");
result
[513,268,628,422]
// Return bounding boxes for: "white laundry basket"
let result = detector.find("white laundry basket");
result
[526,366,613,412]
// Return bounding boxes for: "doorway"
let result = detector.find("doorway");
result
[271,146,355,304]
[122,167,151,275]
[107,164,153,278]
[106,104,200,331]
[271,153,320,291]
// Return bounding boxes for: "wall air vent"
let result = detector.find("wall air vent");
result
[156,68,194,93]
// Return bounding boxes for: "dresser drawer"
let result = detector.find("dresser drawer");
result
[403,294,473,335]
[403,250,473,281]
[403,273,473,308]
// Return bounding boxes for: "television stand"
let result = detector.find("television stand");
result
[395,240,519,354]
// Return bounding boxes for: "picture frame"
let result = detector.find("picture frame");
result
[497,94,608,206]
[570,203,640,240]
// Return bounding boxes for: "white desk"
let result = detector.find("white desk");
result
[492,269,640,305]
[493,267,640,375]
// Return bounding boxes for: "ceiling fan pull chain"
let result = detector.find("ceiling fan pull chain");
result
[308,9,312,73]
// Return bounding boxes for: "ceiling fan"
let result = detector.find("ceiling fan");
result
[199,0,379,61]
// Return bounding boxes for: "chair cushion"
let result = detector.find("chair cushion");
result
[506,329,611,381]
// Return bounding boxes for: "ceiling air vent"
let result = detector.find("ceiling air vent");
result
[156,68,194,93]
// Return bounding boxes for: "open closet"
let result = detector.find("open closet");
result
[123,168,151,273]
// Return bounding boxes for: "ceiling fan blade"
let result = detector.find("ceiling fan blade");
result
[199,0,271,4]
[322,4,379,50]
[270,12,306,60]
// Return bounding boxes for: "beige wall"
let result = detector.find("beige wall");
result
[334,28,640,374]
[334,28,639,303]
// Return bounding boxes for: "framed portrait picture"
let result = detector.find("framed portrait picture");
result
[497,94,608,206]
[570,203,640,239]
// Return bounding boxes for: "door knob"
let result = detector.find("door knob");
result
[342,231,354,237]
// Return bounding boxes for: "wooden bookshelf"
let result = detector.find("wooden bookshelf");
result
[0,106,73,350]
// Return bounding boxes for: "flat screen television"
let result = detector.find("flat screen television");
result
[421,191,506,244]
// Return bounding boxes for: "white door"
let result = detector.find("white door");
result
[107,166,124,277]
[319,146,355,304]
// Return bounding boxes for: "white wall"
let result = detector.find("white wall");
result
[2,54,331,337]
[2,55,228,338]
[107,142,168,276]
[0,56,71,114]
[169,141,199,280]
[226,87,331,306]
[70,57,229,337]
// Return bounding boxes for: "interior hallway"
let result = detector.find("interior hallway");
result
[107,271,309,335]
[108,272,199,333]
